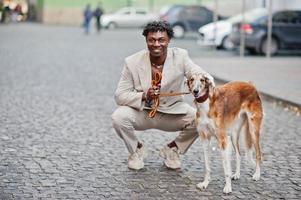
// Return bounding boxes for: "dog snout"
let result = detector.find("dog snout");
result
[193,89,199,95]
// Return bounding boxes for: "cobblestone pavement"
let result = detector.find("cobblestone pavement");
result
[0,24,300,199]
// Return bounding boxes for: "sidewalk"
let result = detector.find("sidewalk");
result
[194,56,301,109]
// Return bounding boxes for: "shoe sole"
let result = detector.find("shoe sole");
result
[164,160,181,169]
[160,149,181,169]
[128,163,144,170]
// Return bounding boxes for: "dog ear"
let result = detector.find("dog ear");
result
[208,83,215,98]
[204,75,215,97]
[186,78,192,91]
[186,75,195,92]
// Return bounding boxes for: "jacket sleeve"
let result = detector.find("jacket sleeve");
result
[114,63,145,110]
[183,50,214,83]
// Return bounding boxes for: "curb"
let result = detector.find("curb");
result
[213,75,301,114]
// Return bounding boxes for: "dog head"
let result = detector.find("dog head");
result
[187,73,215,103]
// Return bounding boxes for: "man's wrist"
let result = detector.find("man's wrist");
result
[142,92,147,101]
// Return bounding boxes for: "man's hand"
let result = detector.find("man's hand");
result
[144,86,160,101]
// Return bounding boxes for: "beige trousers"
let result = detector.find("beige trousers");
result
[111,106,198,154]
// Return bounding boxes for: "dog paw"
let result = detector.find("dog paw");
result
[223,184,232,194]
[231,173,240,180]
[252,172,260,181]
[196,181,209,190]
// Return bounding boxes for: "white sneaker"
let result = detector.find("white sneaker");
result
[128,143,147,170]
[159,145,181,169]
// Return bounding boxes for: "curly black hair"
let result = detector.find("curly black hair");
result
[142,21,174,39]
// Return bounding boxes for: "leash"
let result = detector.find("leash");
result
[160,91,191,97]
[148,72,190,118]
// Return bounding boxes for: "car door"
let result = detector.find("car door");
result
[116,8,133,27]
[125,8,141,27]
[185,7,213,31]
[273,11,301,48]
[134,9,150,27]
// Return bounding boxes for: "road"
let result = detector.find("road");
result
[0,24,300,199]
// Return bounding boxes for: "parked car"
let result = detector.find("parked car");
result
[159,5,223,38]
[101,7,158,29]
[230,9,301,55]
[197,8,267,50]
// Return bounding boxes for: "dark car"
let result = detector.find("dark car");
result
[230,9,301,55]
[159,5,223,38]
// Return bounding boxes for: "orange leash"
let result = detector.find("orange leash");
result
[159,91,191,97]
[148,72,161,118]
[148,72,190,118]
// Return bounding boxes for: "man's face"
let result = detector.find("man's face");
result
[146,31,170,58]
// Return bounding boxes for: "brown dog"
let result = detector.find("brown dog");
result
[187,73,263,193]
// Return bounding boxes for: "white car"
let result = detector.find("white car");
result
[101,7,158,29]
[197,8,267,50]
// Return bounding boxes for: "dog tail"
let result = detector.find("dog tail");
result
[244,120,253,150]
[242,119,254,166]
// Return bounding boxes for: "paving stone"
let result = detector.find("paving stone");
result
[0,24,300,199]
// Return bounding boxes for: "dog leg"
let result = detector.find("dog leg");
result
[249,128,261,181]
[231,130,240,180]
[251,125,261,181]
[197,136,211,190]
[220,135,232,194]
[247,111,262,181]
[252,160,261,181]
[246,146,256,167]
[231,115,248,180]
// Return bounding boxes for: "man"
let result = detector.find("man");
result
[112,21,213,170]
[83,4,93,34]
[94,3,104,33]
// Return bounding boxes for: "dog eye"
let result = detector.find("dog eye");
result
[200,79,205,82]
[190,78,194,82]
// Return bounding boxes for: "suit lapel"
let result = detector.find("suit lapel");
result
[161,48,174,91]
[138,51,152,92]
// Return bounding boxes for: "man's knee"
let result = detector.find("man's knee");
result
[111,106,133,128]
[180,106,197,130]
[186,106,196,119]
[184,106,196,122]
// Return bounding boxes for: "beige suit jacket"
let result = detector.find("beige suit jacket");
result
[114,47,212,114]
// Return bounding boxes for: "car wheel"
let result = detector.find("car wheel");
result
[222,35,234,50]
[108,22,117,29]
[261,37,278,56]
[172,25,185,38]
[247,48,257,55]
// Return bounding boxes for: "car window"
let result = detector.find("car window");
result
[115,8,131,15]
[164,6,182,17]
[273,11,300,24]
[136,10,147,15]
[298,12,301,23]
[185,7,208,19]
[121,10,131,15]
